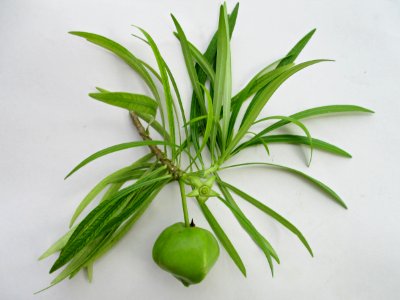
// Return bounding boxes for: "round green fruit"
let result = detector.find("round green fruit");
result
[152,222,219,286]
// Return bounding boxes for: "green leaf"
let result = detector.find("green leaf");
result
[213,3,232,152]
[236,134,352,158]
[189,2,239,160]
[199,202,247,277]
[253,56,294,79]
[227,64,294,144]
[89,91,158,117]
[173,30,217,84]
[250,115,314,166]
[50,170,170,273]
[171,15,204,110]
[69,159,152,227]
[94,87,170,141]
[38,226,77,260]
[231,64,294,108]
[50,231,113,285]
[69,31,161,105]
[86,263,93,282]
[262,105,374,134]
[223,60,331,162]
[183,115,208,127]
[45,181,166,290]
[277,28,316,68]
[90,182,167,246]
[65,140,166,179]
[192,84,214,163]
[135,27,177,159]
[217,196,277,275]
[221,181,313,256]
[100,182,124,203]
[221,162,347,208]
[186,41,216,84]
[217,178,279,273]
[87,182,165,265]
[162,62,184,158]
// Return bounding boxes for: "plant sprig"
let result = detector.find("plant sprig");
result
[39,1,373,291]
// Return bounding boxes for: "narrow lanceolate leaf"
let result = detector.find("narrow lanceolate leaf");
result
[86,263,93,282]
[183,115,208,127]
[35,232,111,293]
[162,62,183,157]
[221,162,347,208]
[87,183,165,265]
[100,182,124,203]
[231,64,294,108]
[277,28,316,68]
[49,181,166,289]
[38,226,77,260]
[89,91,158,117]
[171,15,204,108]
[217,178,279,272]
[69,32,161,104]
[247,131,271,156]
[221,181,313,256]
[224,60,331,161]
[50,230,113,286]
[187,42,216,84]
[94,87,169,141]
[227,64,294,143]
[235,134,352,158]
[213,3,232,152]
[136,27,177,159]
[172,33,216,85]
[251,115,314,166]
[50,171,170,273]
[261,105,374,134]
[217,197,276,275]
[253,56,294,80]
[199,202,247,277]
[188,2,239,162]
[69,161,152,227]
[194,85,214,160]
[65,140,167,179]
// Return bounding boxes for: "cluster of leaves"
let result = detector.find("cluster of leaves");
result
[39,2,372,291]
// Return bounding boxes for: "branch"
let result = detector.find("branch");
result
[130,112,182,180]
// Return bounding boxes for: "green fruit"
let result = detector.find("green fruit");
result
[152,222,219,286]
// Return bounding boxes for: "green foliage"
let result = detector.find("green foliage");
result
[89,91,158,117]
[40,1,373,291]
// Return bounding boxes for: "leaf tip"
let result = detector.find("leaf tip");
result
[49,265,57,274]
[69,220,76,229]
[88,92,99,100]
[68,31,84,37]
[365,108,375,113]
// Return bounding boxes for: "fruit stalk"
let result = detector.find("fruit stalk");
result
[179,180,190,227]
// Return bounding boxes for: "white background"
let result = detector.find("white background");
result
[1,0,399,299]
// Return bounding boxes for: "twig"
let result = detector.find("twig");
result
[130,112,183,180]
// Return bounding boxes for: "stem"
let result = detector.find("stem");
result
[130,112,183,180]
[179,180,190,227]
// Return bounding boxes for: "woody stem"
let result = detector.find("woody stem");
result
[129,111,183,180]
